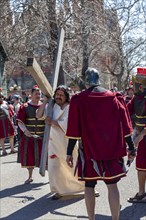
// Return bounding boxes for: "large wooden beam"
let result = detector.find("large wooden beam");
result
[52,27,65,91]
[39,28,65,176]
[27,57,53,97]
[26,28,65,176]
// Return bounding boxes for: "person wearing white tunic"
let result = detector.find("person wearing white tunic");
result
[36,85,84,199]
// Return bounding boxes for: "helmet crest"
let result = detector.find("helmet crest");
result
[132,67,146,93]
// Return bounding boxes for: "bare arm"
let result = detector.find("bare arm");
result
[18,121,32,137]
[134,129,146,148]
[36,96,49,119]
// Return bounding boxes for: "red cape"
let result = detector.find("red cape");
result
[66,90,132,160]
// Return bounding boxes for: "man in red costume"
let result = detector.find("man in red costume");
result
[127,67,146,203]
[17,86,45,184]
[66,68,136,220]
[0,91,16,155]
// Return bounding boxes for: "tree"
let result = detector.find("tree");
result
[0,0,145,91]
[103,0,146,89]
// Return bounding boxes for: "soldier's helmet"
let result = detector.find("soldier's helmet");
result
[85,68,100,86]
[0,92,4,98]
[132,67,146,93]
[0,92,4,105]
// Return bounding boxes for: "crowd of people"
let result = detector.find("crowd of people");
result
[0,66,146,220]
[0,90,30,155]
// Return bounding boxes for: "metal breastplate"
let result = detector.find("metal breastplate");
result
[134,95,146,132]
[25,104,45,137]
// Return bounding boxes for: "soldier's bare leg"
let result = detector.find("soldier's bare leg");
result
[0,138,7,155]
[137,170,146,195]
[9,136,15,152]
[25,168,34,184]
[106,183,120,220]
[85,187,95,220]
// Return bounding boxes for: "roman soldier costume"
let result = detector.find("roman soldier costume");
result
[66,68,134,182]
[17,102,45,168]
[127,67,146,171]
[0,92,14,139]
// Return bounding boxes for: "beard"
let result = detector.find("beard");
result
[55,98,62,103]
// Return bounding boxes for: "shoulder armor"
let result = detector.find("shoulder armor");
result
[115,92,122,97]
[24,103,28,107]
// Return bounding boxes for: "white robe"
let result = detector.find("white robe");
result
[48,103,84,195]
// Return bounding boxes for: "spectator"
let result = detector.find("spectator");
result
[0,92,16,155]
[12,94,21,145]
[125,87,134,104]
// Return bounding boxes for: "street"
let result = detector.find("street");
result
[0,145,146,220]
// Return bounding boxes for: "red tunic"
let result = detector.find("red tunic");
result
[17,102,45,168]
[0,102,14,138]
[66,89,133,181]
[127,95,146,171]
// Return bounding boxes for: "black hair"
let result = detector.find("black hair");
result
[53,85,70,103]
[31,87,40,94]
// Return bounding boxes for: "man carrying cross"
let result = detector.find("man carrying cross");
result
[36,85,84,199]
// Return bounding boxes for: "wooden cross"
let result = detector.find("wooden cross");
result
[27,28,65,176]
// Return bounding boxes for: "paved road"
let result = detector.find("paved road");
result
[0,145,146,220]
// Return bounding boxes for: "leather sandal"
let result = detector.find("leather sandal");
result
[2,151,7,156]
[24,179,33,184]
[10,150,17,154]
[128,193,146,203]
